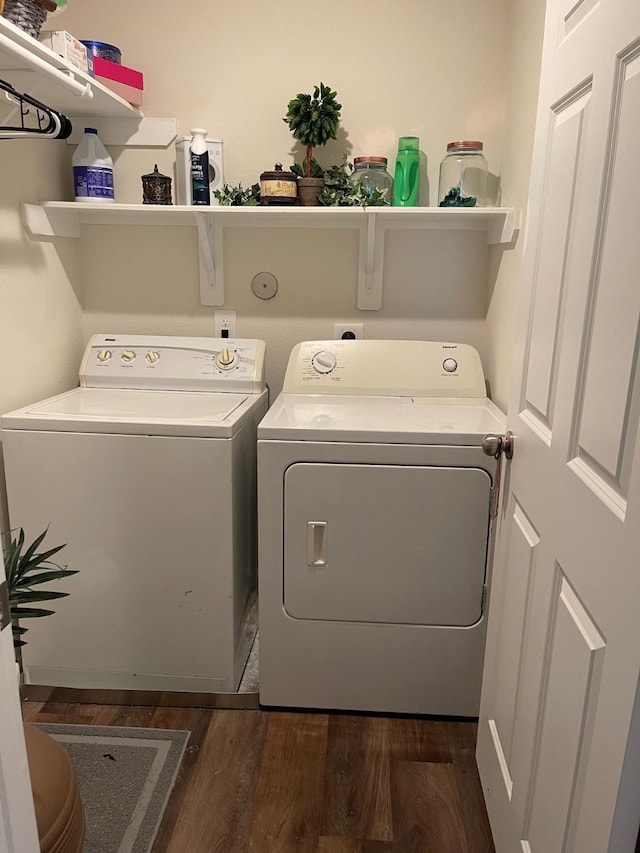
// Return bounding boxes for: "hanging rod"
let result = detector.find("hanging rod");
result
[0,77,71,140]
[0,31,92,98]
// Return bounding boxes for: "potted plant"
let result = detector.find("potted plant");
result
[5,526,78,653]
[4,527,85,850]
[284,82,342,205]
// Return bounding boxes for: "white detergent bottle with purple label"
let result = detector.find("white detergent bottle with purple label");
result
[72,127,115,203]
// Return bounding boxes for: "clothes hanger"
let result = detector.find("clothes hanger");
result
[0,76,72,139]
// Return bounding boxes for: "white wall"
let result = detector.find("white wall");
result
[0,0,547,537]
[484,0,546,408]
[53,0,529,401]
[0,142,84,537]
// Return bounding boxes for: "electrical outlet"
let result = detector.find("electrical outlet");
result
[333,323,363,340]
[215,309,237,339]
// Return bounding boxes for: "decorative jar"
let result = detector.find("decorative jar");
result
[350,156,393,204]
[141,164,172,205]
[260,162,298,206]
[438,141,488,207]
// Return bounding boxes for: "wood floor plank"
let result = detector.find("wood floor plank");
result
[163,709,266,853]
[150,707,214,853]
[108,704,156,727]
[391,760,469,853]
[317,839,394,852]
[244,711,329,853]
[21,700,108,725]
[19,700,45,722]
[19,700,494,853]
[447,722,495,853]
[320,715,392,842]
[388,716,452,763]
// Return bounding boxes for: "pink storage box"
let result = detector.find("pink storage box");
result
[92,56,143,90]
[95,77,144,107]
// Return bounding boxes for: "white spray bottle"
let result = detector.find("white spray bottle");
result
[190,128,210,205]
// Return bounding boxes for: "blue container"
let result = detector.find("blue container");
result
[80,40,122,64]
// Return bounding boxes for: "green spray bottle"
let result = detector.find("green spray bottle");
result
[392,136,420,206]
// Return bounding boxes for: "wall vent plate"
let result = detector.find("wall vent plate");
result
[252,272,278,300]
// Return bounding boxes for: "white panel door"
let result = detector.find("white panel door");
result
[0,553,38,853]
[477,0,640,849]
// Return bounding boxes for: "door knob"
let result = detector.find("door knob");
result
[482,431,514,460]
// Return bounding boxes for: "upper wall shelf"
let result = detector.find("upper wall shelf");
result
[0,17,140,119]
[23,202,521,310]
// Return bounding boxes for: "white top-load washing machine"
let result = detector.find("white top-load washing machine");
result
[258,339,506,717]
[2,334,267,694]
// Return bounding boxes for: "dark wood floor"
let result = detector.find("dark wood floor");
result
[22,700,495,853]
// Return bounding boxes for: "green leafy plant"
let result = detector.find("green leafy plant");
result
[214,182,260,206]
[319,159,391,207]
[284,82,342,178]
[5,527,78,650]
[290,158,324,179]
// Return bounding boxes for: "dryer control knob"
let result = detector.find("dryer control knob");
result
[443,358,458,373]
[216,348,237,369]
[121,350,136,363]
[146,351,160,364]
[312,351,337,374]
[97,349,112,362]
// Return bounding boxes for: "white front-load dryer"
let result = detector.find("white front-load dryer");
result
[2,334,267,695]
[258,340,506,716]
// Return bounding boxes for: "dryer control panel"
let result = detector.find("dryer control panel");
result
[283,340,486,398]
[80,334,266,393]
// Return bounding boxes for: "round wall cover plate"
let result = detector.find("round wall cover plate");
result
[251,272,278,300]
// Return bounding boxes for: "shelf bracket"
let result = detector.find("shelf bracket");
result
[196,214,224,306]
[487,208,521,244]
[22,202,80,238]
[65,117,178,147]
[357,210,383,310]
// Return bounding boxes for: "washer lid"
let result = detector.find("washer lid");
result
[1,387,267,438]
[258,393,506,445]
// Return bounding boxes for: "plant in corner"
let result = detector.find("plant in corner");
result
[5,527,78,653]
[283,82,342,205]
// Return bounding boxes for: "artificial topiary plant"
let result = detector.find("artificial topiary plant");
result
[290,158,324,179]
[284,83,342,177]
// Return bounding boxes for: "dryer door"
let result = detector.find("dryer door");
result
[283,463,492,627]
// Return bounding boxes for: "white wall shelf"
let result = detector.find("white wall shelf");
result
[22,203,521,309]
[0,17,142,119]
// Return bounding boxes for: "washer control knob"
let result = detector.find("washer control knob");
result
[216,348,237,369]
[97,349,112,362]
[121,350,136,363]
[443,358,458,373]
[312,351,337,374]
[146,351,160,364]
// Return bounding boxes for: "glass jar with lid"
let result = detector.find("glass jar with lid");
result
[438,141,488,207]
[350,156,393,204]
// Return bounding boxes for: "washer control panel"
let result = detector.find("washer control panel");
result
[284,340,486,398]
[80,335,266,393]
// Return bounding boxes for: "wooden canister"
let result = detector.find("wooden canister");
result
[260,163,297,205]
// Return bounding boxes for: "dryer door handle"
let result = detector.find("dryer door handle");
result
[307,521,328,567]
